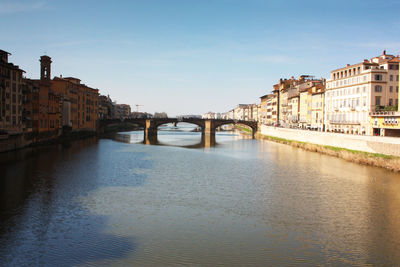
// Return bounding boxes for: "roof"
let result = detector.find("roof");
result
[0,49,11,55]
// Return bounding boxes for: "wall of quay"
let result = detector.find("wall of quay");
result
[260,125,400,157]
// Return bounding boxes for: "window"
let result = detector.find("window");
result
[375,74,382,81]
[390,86,393,92]
[363,86,366,93]
[356,87,360,93]
[389,99,393,106]
[390,75,393,81]
[397,75,399,81]
[375,96,381,106]
[397,86,399,93]
[374,85,382,92]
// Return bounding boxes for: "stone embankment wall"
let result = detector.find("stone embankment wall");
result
[0,134,33,153]
[260,125,400,157]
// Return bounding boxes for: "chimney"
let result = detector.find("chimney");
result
[383,50,386,55]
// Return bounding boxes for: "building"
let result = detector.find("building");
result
[52,76,99,131]
[232,104,253,120]
[202,112,222,119]
[99,95,113,120]
[369,59,400,136]
[277,76,323,128]
[0,50,25,134]
[120,104,131,119]
[310,84,325,131]
[277,78,293,127]
[324,51,400,135]
[299,87,311,129]
[24,56,61,138]
[259,94,269,125]
[52,76,79,129]
[111,103,131,119]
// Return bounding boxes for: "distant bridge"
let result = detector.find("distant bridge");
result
[99,118,258,141]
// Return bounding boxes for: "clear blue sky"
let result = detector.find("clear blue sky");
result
[1,0,400,116]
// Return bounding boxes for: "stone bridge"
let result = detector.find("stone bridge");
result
[99,118,258,141]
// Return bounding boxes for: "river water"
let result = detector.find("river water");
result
[1,124,400,266]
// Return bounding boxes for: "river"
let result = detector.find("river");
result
[1,123,400,266]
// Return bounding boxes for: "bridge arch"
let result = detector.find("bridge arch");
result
[152,119,205,131]
[211,120,258,137]
[99,118,258,141]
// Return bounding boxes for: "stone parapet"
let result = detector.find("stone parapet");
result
[260,125,400,156]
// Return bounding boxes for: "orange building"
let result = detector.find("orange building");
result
[24,56,60,138]
[52,76,99,131]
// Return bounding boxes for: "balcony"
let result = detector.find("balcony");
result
[370,111,400,117]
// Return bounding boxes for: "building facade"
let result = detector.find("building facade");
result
[0,50,25,134]
[24,56,61,138]
[52,76,99,131]
[324,51,399,135]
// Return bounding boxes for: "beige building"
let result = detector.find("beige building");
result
[299,88,311,128]
[324,51,399,135]
[278,76,323,127]
[259,94,269,125]
[369,60,400,136]
[277,79,293,127]
[310,85,325,131]
[259,93,278,125]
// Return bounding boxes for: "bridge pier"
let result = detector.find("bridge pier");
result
[204,120,215,135]
[99,118,258,142]
[144,119,158,142]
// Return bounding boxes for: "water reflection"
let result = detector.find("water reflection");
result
[114,131,217,149]
[0,138,144,266]
[1,130,400,266]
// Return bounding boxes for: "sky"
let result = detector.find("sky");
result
[1,0,400,116]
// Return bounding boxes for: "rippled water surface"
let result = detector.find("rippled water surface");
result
[1,125,400,266]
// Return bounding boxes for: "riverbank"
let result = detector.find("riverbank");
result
[234,125,253,135]
[257,132,400,172]
[0,122,143,153]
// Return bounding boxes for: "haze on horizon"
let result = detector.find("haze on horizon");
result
[1,0,400,116]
